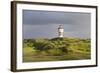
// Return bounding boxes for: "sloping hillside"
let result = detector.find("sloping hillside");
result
[23,37,91,62]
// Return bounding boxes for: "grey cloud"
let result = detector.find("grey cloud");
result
[23,10,91,39]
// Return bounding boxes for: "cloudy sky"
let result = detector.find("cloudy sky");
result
[23,10,91,39]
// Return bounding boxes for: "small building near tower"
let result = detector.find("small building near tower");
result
[58,25,64,38]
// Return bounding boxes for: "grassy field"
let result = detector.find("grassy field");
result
[23,37,91,62]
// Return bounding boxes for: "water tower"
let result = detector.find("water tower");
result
[58,25,64,38]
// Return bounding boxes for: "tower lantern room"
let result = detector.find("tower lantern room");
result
[58,25,64,38]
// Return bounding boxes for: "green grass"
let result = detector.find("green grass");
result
[23,37,91,62]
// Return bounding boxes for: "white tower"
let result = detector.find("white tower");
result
[58,25,64,38]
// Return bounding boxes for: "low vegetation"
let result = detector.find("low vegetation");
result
[23,37,91,62]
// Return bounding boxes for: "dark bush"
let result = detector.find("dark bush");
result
[58,46,68,53]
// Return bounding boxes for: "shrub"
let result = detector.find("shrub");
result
[23,37,90,56]
[58,46,68,53]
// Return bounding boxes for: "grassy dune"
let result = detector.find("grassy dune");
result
[23,37,91,62]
